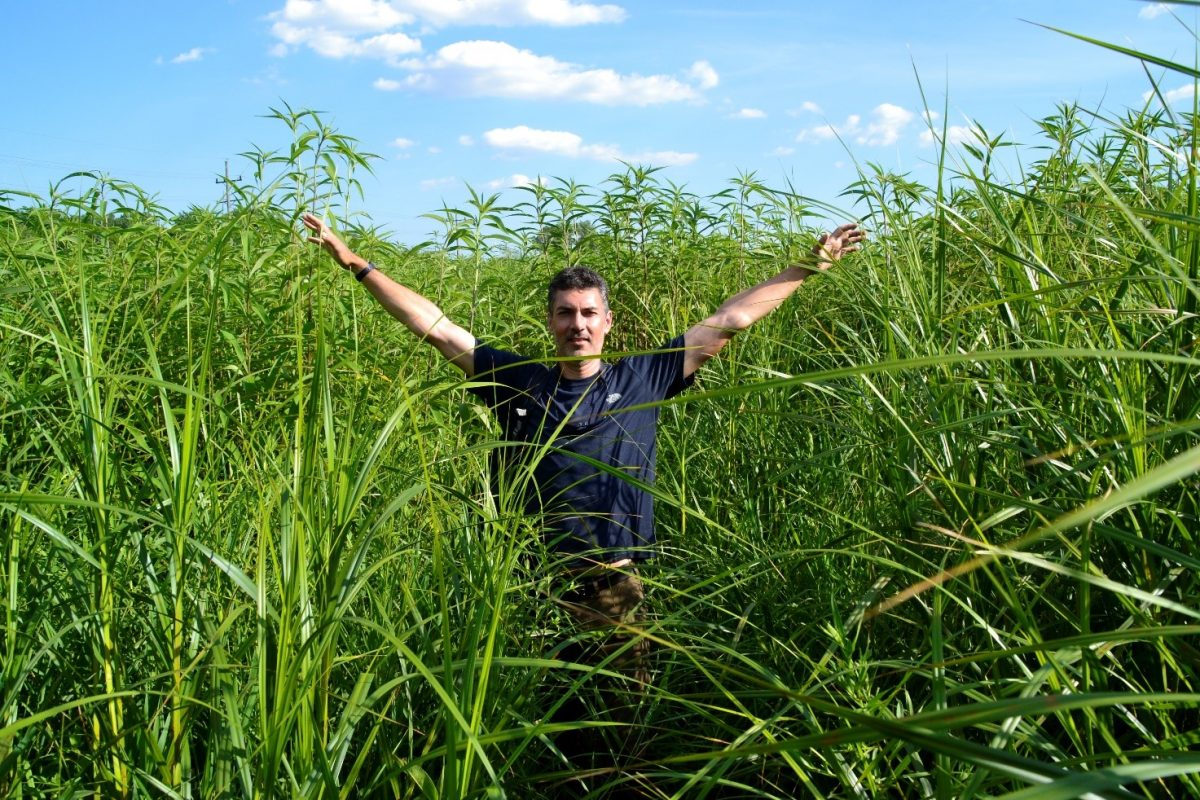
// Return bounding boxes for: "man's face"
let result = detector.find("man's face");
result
[548,287,613,360]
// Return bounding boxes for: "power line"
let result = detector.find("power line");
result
[0,153,213,181]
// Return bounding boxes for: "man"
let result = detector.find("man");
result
[302,211,863,777]
[302,211,862,572]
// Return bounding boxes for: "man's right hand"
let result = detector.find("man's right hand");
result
[300,213,477,375]
[302,212,367,272]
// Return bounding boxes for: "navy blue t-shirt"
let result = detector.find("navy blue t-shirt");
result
[469,336,693,562]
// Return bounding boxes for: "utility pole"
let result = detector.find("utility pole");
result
[216,160,242,215]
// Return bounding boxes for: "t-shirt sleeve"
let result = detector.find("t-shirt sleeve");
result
[468,344,542,406]
[639,334,694,399]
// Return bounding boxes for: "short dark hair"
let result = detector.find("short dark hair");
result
[547,266,609,313]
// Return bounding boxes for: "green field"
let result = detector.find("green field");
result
[2,33,1200,800]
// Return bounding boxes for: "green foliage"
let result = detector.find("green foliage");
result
[3,46,1200,799]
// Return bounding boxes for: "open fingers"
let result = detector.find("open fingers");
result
[810,222,865,264]
[301,214,332,244]
[301,214,335,248]
[833,227,866,251]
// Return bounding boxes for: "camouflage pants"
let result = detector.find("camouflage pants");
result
[549,568,651,780]
[558,569,651,688]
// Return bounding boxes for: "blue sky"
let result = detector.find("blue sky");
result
[3,1,1198,243]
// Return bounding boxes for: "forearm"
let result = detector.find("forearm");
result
[706,264,813,332]
[360,269,475,372]
[361,268,459,341]
[301,214,475,372]
[683,260,829,376]
[317,243,451,337]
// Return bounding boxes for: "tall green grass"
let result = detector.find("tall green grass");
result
[2,27,1200,799]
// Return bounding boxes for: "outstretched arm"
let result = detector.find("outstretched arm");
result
[302,213,477,376]
[682,223,865,377]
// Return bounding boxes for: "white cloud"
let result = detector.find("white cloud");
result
[1139,3,1172,19]
[483,124,697,165]
[484,125,585,153]
[731,107,766,119]
[688,60,719,89]
[621,148,698,166]
[272,21,420,61]
[402,40,704,105]
[796,103,915,147]
[266,3,700,106]
[269,1,419,59]
[458,134,476,146]
[1166,84,1196,103]
[362,31,422,56]
[427,145,442,154]
[276,0,413,31]
[787,101,822,117]
[486,173,547,189]
[947,125,974,145]
[171,47,211,64]
[795,120,844,143]
[920,124,975,147]
[392,0,626,27]
[861,103,914,145]
[420,176,458,190]
[268,0,624,58]
[769,145,795,156]
[1145,82,1196,105]
[392,137,416,148]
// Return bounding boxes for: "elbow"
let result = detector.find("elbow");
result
[714,309,752,333]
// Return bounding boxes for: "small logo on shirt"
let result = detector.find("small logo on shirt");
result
[606,393,622,404]
[516,408,528,417]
